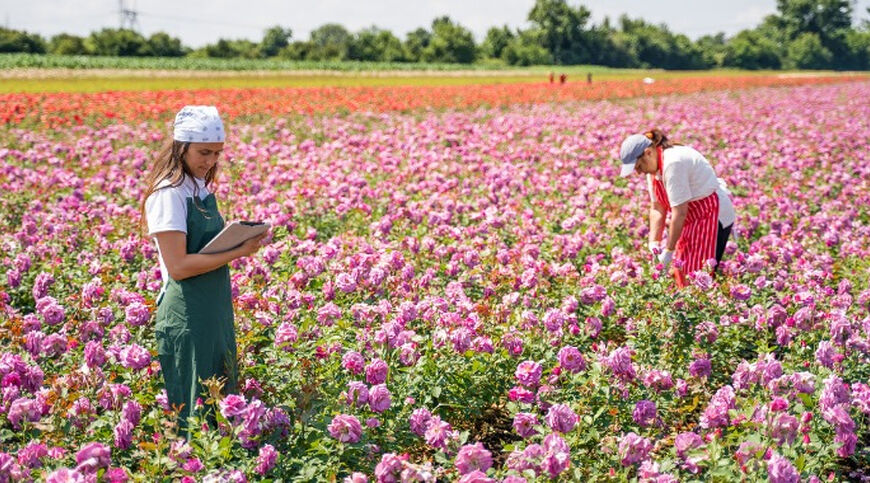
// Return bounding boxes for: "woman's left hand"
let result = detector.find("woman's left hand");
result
[657,249,673,269]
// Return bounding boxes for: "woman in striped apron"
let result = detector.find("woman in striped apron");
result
[618,129,735,288]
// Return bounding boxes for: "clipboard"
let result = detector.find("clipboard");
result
[198,221,270,254]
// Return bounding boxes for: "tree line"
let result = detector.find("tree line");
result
[3,0,870,70]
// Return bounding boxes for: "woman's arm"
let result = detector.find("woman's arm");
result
[155,231,267,281]
[648,199,667,247]
[666,203,688,251]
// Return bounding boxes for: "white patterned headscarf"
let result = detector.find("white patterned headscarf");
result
[173,105,225,143]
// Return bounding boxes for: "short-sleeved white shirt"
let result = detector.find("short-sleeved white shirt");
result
[144,175,211,290]
[647,145,735,227]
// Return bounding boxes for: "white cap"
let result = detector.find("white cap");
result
[618,134,653,177]
[173,105,225,143]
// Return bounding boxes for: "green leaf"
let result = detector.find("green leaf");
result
[219,436,232,457]
[794,453,806,471]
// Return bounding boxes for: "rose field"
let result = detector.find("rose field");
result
[0,77,869,482]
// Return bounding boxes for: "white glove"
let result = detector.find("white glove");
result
[657,249,673,268]
[648,241,660,255]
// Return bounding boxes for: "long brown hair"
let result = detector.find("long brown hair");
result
[643,128,679,149]
[139,140,217,235]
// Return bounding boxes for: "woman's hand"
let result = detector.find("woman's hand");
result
[236,232,268,258]
[155,230,270,281]
[657,249,673,268]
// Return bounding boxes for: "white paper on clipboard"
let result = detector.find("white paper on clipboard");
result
[198,221,270,254]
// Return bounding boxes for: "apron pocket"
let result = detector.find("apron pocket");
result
[155,320,190,356]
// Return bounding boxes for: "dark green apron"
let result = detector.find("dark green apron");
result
[155,193,238,435]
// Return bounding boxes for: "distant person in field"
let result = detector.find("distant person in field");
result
[140,105,267,436]
[559,73,567,84]
[618,129,735,288]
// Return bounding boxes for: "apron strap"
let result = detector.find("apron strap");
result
[656,146,663,175]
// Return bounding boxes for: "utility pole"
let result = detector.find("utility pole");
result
[118,0,139,30]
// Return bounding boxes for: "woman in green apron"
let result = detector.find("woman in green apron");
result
[141,105,267,434]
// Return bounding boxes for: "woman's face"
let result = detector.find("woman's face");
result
[634,146,658,175]
[184,142,224,179]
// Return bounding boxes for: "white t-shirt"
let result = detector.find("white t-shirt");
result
[647,145,735,227]
[145,176,211,290]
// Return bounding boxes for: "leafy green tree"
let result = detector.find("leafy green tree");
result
[348,27,405,61]
[723,30,782,69]
[147,32,186,57]
[784,32,833,68]
[618,16,707,69]
[308,23,352,60]
[766,0,853,68]
[260,26,293,58]
[278,41,312,60]
[501,29,551,65]
[527,0,593,64]
[403,28,432,62]
[48,33,87,55]
[374,30,406,61]
[86,28,149,56]
[843,29,870,69]
[696,33,727,68]
[775,0,852,39]
[0,27,46,53]
[194,38,259,58]
[592,21,639,67]
[671,33,709,69]
[421,16,477,63]
[481,25,514,59]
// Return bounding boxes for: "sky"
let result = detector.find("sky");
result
[6,0,870,48]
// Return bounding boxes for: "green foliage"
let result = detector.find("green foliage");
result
[259,26,293,58]
[86,28,150,57]
[593,29,640,68]
[0,52,615,72]
[527,0,593,65]
[843,30,870,70]
[501,30,553,66]
[278,41,312,61]
[617,16,710,70]
[193,38,261,59]
[724,30,783,70]
[402,28,432,63]
[48,33,87,56]
[146,32,187,57]
[785,32,834,69]
[0,27,46,54]
[308,23,353,61]
[696,33,728,68]
[347,27,406,62]
[775,0,852,40]
[481,26,515,60]
[420,16,477,64]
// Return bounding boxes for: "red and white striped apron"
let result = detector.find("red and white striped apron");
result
[651,147,719,287]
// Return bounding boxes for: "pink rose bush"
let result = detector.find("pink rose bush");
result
[0,80,868,480]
